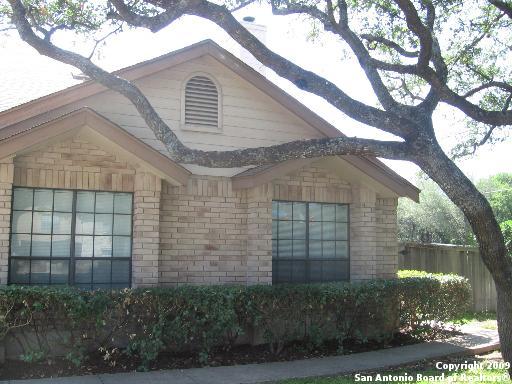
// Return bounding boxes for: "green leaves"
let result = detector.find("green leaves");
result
[398,177,475,244]
[0,276,471,367]
[399,173,512,244]
[500,220,512,255]
[478,173,512,224]
[19,0,107,35]
[397,270,472,335]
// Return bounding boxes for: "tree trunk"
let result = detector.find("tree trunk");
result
[496,284,512,376]
[414,137,512,372]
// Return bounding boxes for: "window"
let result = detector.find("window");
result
[9,188,132,289]
[183,75,221,130]
[272,201,349,284]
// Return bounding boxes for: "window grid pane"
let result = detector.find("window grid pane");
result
[13,188,33,211]
[272,200,349,284]
[9,188,132,289]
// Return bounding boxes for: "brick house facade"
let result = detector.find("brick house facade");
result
[0,41,418,288]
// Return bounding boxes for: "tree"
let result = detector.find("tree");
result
[1,0,512,373]
[478,173,512,224]
[398,178,472,245]
[502,221,512,255]
[398,173,512,245]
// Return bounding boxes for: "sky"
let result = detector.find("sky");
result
[0,3,510,185]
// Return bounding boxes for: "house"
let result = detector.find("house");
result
[0,40,419,289]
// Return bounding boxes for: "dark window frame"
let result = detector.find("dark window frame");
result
[272,200,350,284]
[8,187,133,289]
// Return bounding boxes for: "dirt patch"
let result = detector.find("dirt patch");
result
[0,330,457,380]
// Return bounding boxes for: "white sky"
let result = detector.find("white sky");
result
[1,3,510,184]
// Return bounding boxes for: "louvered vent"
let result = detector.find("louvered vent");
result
[184,76,219,128]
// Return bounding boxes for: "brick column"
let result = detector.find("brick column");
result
[376,198,399,278]
[0,157,13,285]
[246,184,272,285]
[349,186,377,281]
[132,171,161,287]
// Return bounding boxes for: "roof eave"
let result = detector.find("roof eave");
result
[0,108,191,186]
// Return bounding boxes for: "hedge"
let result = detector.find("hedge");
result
[0,271,471,368]
[397,270,472,332]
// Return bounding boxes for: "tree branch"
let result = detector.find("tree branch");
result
[270,0,404,113]
[421,66,512,125]
[473,125,498,154]
[229,0,257,12]
[449,12,504,70]
[140,0,420,138]
[271,2,419,77]
[270,0,512,123]
[393,0,433,69]
[330,0,404,114]
[87,25,123,60]
[472,92,512,154]
[178,137,412,167]
[7,0,412,169]
[360,33,419,58]
[400,78,425,102]
[109,0,185,32]
[489,0,512,19]
[43,24,70,41]
[13,0,512,130]
[463,81,512,98]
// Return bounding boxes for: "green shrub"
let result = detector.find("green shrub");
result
[112,283,401,360]
[117,286,243,368]
[0,285,112,364]
[0,273,471,368]
[238,283,399,354]
[397,270,472,334]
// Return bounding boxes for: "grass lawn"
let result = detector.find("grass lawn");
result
[450,311,497,330]
[275,352,510,383]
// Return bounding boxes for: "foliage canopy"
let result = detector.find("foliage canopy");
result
[399,173,512,245]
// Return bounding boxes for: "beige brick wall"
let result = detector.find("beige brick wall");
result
[132,173,161,287]
[158,165,399,285]
[159,176,249,285]
[376,198,399,278]
[13,136,135,191]
[348,187,377,281]
[0,158,14,285]
[246,184,272,284]
[1,137,400,287]
[272,166,351,203]
[5,134,162,287]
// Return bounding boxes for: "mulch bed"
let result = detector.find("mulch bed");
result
[0,329,458,380]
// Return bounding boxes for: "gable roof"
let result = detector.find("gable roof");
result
[0,39,419,201]
[0,107,191,186]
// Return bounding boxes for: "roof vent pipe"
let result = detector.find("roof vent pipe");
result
[240,16,267,75]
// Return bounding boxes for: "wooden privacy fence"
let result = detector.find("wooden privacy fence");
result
[398,242,497,312]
